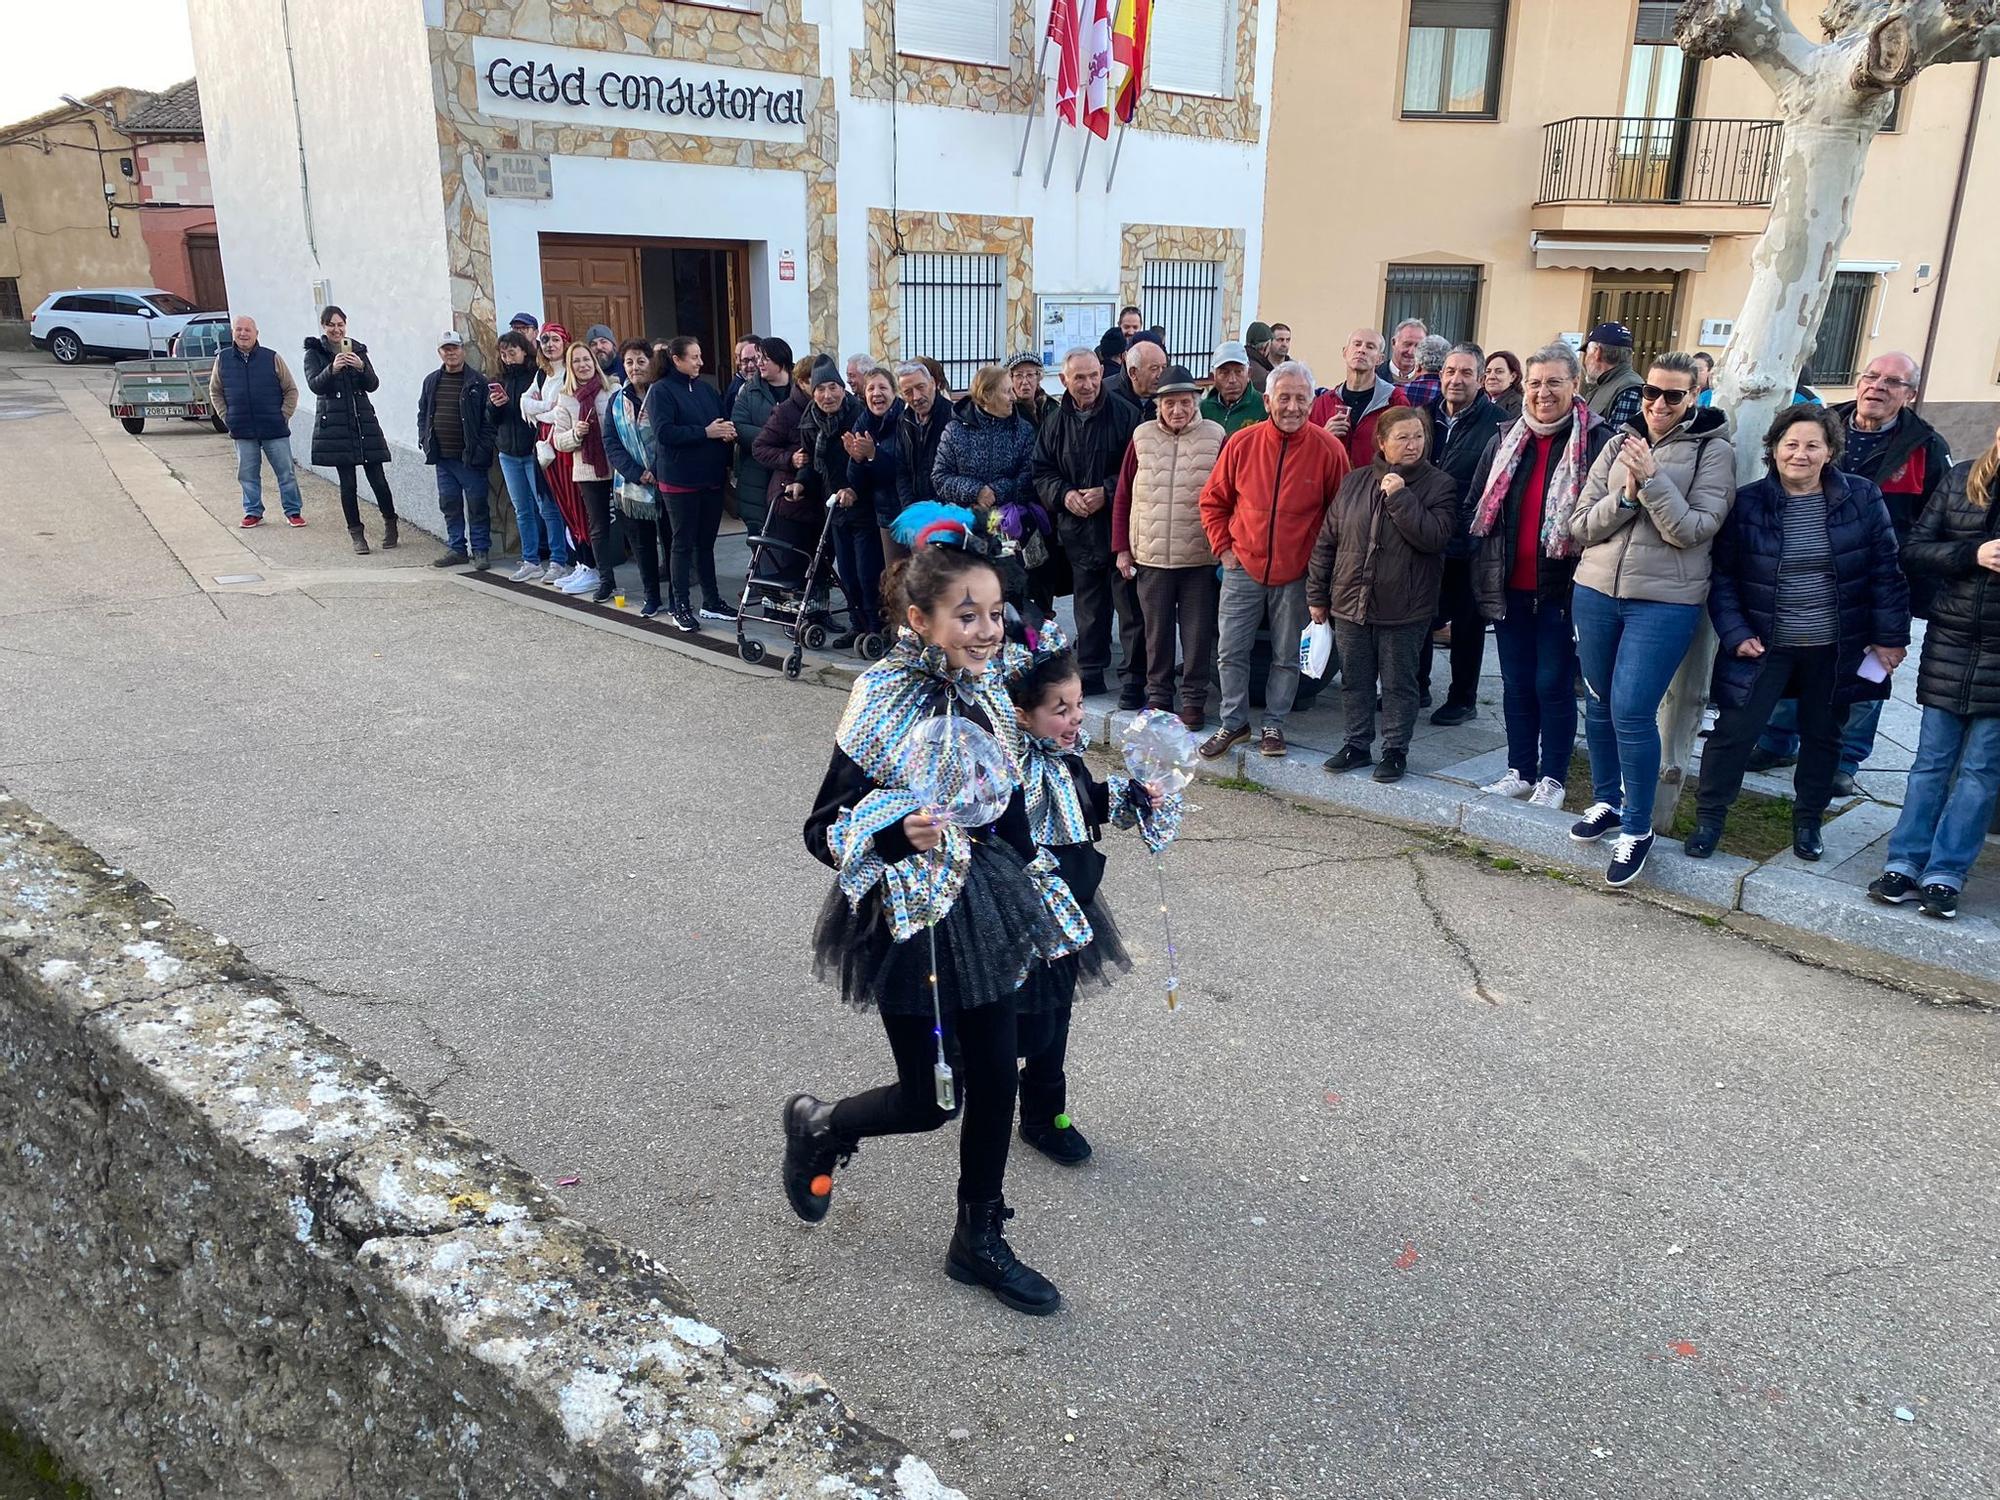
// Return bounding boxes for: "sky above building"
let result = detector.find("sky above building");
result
[4,3,196,126]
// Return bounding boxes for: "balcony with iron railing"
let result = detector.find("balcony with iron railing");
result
[1531,116,1783,235]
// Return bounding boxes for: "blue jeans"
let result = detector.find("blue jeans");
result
[1758,696,1880,775]
[532,463,573,566]
[1492,588,1577,783]
[435,458,491,556]
[235,436,303,519]
[496,452,549,564]
[1572,586,1702,837]
[832,521,884,632]
[1883,708,2000,892]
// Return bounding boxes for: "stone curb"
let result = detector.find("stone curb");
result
[0,789,964,1500]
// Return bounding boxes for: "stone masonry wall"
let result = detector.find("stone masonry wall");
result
[0,790,962,1500]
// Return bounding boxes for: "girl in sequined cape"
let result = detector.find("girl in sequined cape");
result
[782,542,1082,1316]
[1008,648,1184,1165]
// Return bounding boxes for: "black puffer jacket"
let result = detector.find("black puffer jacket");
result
[1707,466,1910,711]
[1427,391,1509,559]
[302,337,389,467]
[1904,460,2000,717]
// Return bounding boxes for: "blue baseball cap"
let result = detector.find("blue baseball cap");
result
[508,311,540,330]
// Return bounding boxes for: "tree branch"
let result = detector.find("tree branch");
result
[1677,0,1821,87]
[1847,0,2000,68]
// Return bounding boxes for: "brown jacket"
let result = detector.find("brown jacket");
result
[1113,417,1224,569]
[1306,459,1457,628]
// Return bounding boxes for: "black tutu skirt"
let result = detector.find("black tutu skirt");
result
[813,838,1065,1017]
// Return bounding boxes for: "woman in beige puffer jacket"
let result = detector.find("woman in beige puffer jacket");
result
[1563,351,1736,886]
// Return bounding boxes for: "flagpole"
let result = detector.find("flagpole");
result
[1073,130,1095,192]
[1041,116,1066,188]
[1013,30,1055,178]
[1104,120,1129,190]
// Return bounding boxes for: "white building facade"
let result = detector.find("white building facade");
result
[189,0,1275,519]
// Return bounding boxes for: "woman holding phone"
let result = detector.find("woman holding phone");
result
[303,305,398,553]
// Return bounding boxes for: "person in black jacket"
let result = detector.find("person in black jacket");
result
[1688,405,1910,863]
[1418,342,1508,723]
[1869,434,2000,919]
[646,336,736,627]
[304,306,398,554]
[416,331,498,569]
[838,365,898,641]
[491,330,555,580]
[1032,348,1143,705]
[888,360,952,559]
[795,359,870,640]
[1753,351,1955,787]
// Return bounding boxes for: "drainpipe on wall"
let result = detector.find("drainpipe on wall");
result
[1917,57,1987,404]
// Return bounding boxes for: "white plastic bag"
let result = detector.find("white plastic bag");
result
[1300,620,1333,679]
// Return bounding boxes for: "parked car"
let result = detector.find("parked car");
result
[170,314,232,360]
[28,287,204,365]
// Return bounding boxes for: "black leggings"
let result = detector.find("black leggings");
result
[625,512,663,606]
[335,463,397,529]
[828,1005,1020,1204]
[665,487,726,609]
[579,480,614,589]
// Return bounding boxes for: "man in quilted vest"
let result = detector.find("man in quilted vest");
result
[209,315,304,528]
[1112,365,1226,729]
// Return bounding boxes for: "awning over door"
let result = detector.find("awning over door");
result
[1531,234,1712,273]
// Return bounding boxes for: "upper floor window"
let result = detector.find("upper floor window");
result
[1150,0,1235,99]
[895,0,1011,68]
[1813,271,1876,386]
[1402,0,1507,120]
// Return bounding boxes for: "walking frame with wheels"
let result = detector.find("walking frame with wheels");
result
[733,490,887,678]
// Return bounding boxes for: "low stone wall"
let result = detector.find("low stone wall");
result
[0,790,963,1500]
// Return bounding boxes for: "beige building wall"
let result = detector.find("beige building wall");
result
[1258,0,1998,451]
[0,93,156,314]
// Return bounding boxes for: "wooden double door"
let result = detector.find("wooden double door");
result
[1588,274,1680,370]
[538,235,750,388]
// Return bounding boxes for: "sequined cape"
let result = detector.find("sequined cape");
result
[1021,727,1184,854]
[824,635,1092,952]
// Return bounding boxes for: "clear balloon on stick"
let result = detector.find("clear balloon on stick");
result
[899,711,1015,1108]
[1119,710,1200,1012]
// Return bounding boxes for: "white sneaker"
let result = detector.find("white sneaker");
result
[509,561,541,583]
[543,563,572,586]
[558,566,600,595]
[1482,769,1533,798]
[1528,776,1567,809]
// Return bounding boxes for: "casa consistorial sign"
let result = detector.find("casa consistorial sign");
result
[470,38,807,144]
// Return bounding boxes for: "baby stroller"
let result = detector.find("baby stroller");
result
[733,489,888,678]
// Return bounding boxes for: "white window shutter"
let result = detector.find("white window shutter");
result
[894,0,1012,67]
[1148,0,1234,98]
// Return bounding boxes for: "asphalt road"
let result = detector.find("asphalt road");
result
[3,358,1997,1500]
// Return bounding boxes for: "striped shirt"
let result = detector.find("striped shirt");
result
[1773,491,1837,647]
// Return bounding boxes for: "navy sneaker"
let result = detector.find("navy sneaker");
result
[1570,802,1623,842]
[1919,884,1959,920]
[1605,832,1654,888]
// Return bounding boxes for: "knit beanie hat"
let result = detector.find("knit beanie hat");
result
[809,356,844,390]
[1245,321,1275,347]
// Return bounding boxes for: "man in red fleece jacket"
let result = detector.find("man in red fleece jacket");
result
[1197,361,1352,761]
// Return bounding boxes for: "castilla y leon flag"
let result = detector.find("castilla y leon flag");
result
[1084,0,1114,139]
[1111,0,1153,124]
[1046,0,1081,126]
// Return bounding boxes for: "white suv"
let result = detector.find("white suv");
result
[29,287,205,364]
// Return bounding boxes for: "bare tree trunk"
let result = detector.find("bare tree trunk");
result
[1651,112,1879,827]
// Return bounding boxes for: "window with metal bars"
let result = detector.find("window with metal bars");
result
[1382,264,1480,347]
[899,252,1006,392]
[1140,258,1222,370]
[0,278,20,322]
[1812,271,1874,385]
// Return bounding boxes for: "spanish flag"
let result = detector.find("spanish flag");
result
[1111,0,1153,125]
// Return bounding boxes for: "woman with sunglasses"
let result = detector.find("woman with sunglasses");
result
[1565,352,1736,886]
